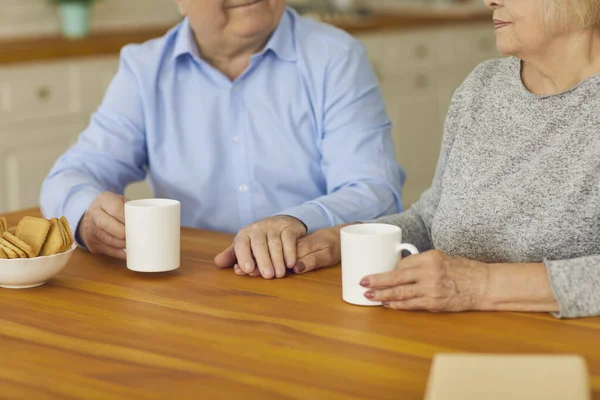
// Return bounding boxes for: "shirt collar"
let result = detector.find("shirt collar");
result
[171,8,297,64]
[171,18,202,62]
[261,8,297,63]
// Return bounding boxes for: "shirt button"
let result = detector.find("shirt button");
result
[233,136,241,143]
[239,184,248,193]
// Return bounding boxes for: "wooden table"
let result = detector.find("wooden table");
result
[1,209,599,399]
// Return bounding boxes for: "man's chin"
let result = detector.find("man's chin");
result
[229,20,276,40]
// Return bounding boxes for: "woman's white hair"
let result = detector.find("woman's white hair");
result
[543,0,600,31]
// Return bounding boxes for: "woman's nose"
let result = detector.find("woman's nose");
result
[484,0,502,9]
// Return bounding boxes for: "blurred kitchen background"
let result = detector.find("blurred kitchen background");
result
[0,0,498,214]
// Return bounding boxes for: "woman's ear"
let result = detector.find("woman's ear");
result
[172,0,187,16]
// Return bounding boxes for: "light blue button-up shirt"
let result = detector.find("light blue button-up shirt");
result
[41,8,405,235]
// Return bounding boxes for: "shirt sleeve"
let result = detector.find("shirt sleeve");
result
[278,43,405,233]
[40,46,148,235]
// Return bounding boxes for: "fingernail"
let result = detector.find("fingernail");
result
[294,262,306,273]
[276,267,285,278]
[382,302,390,307]
[262,268,274,279]
[364,291,375,299]
[360,278,370,287]
[243,262,253,273]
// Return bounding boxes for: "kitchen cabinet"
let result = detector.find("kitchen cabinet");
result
[2,124,82,211]
[0,21,499,214]
[0,57,148,213]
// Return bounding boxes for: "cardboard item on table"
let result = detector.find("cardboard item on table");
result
[424,354,590,400]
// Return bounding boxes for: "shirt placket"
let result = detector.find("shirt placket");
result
[230,82,255,228]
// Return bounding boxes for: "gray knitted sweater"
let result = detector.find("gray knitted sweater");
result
[375,57,600,318]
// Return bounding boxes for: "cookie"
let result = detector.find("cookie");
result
[7,227,16,235]
[0,216,6,234]
[0,246,7,259]
[2,232,34,258]
[59,217,74,251]
[0,238,26,258]
[0,244,17,259]
[57,221,69,253]
[15,216,50,257]
[40,219,65,257]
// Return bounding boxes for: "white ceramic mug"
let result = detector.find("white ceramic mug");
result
[340,223,419,306]
[125,199,180,273]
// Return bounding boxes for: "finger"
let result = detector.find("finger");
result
[267,234,286,279]
[101,193,127,224]
[234,264,246,276]
[296,237,313,260]
[384,297,427,310]
[293,247,335,274]
[234,264,261,277]
[234,235,255,274]
[397,251,428,269]
[364,284,422,302]
[361,267,422,289]
[249,234,275,279]
[281,227,297,268]
[95,229,126,249]
[91,243,127,260]
[93,209,126,240]
[214,245,237,268]
[249,269,261,277]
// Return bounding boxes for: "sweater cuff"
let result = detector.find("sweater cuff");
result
[544,257,600,319]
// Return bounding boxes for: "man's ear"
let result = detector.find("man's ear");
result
[172,0,186,16]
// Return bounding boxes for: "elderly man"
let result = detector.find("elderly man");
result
[41,0,405,279]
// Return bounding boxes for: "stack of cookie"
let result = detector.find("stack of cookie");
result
[0,216,74,259]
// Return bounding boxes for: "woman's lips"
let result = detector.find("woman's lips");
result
[493,19,512,30]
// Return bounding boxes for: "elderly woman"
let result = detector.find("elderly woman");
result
[224,0,600,319]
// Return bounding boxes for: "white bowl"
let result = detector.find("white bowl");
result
[0,244,77,289]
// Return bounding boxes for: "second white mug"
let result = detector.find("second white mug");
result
[340,223,419,306]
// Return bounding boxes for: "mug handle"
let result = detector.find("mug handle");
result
[396,243,419,258]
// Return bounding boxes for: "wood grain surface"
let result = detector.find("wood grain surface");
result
[1,208,599,399]
[0,9,491,65]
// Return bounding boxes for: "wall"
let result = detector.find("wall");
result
[0,0,181,39]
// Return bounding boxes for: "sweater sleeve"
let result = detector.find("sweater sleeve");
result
[545,256,600,318]
[372,65,484,252]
